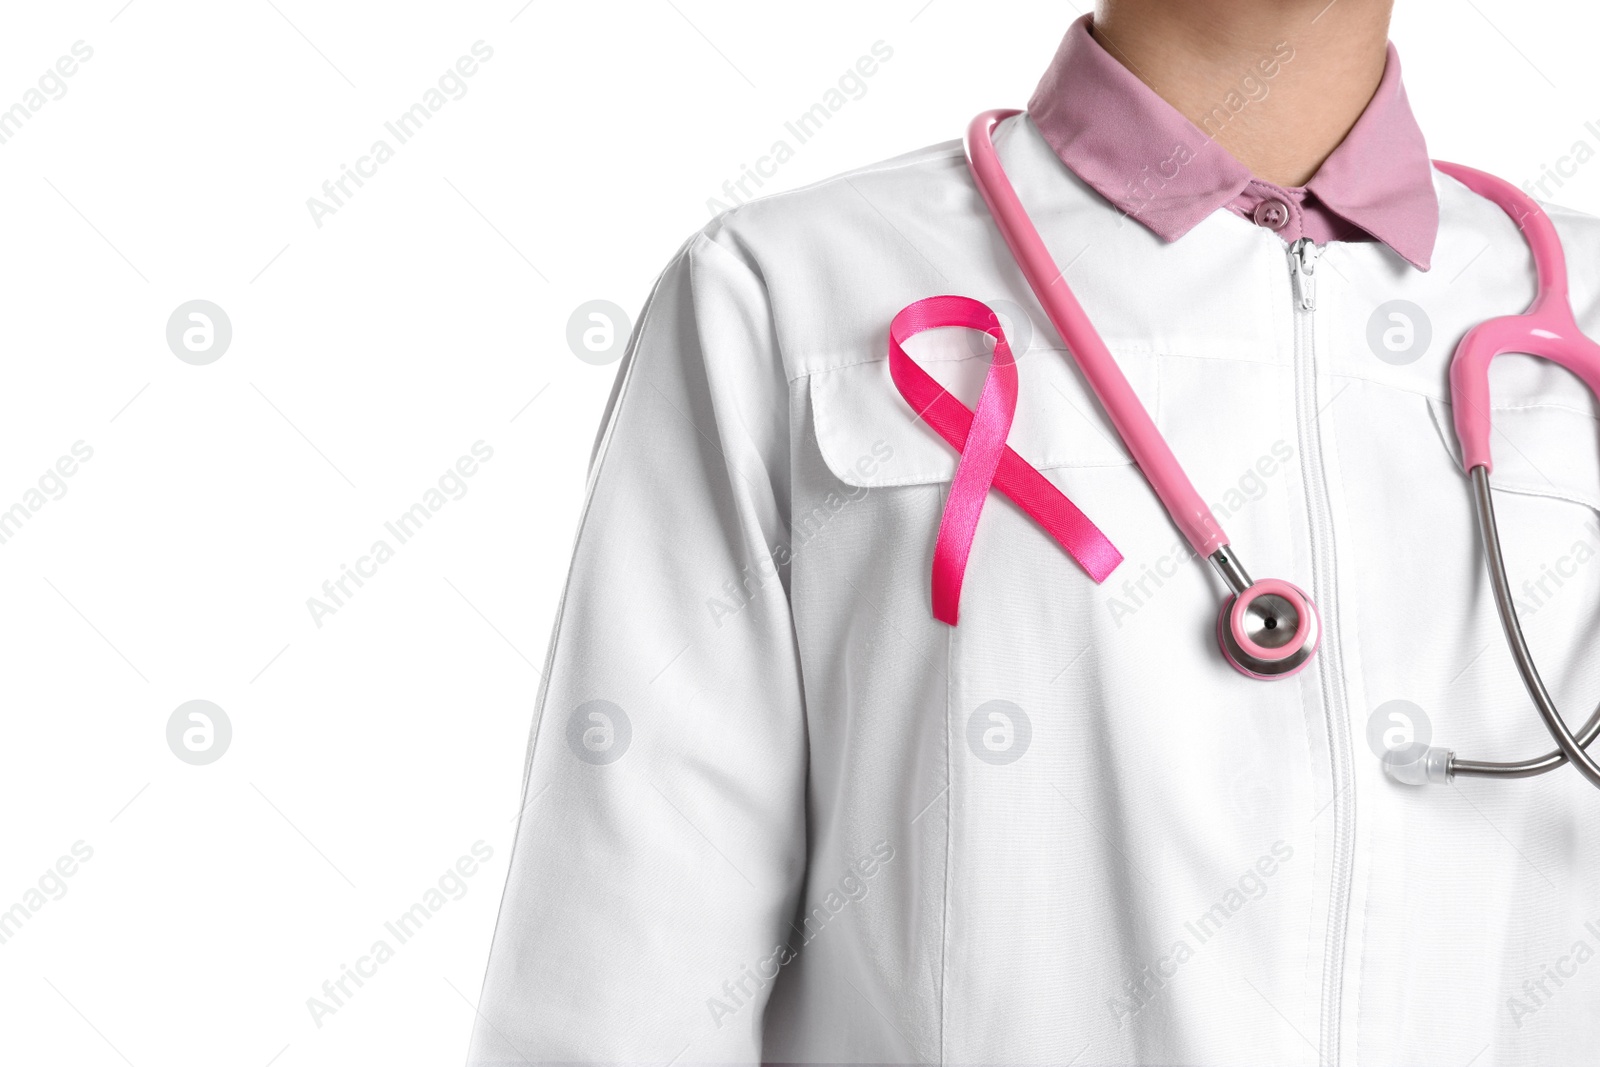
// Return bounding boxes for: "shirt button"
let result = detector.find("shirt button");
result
[1253,199,1291,231]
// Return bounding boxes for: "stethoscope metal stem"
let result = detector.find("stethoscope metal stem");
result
[1208,546,1253,597]
[1455,465,1600,787]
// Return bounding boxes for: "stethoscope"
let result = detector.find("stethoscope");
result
[894,108,1600,789]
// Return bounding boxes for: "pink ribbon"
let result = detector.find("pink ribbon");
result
[888,295,1122,625]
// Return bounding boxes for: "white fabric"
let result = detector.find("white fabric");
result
[467,115,1600,1066]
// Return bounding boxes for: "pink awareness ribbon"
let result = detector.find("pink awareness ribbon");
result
[888,295,1123,625]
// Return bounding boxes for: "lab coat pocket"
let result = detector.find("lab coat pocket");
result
[1425,394,1600,514]
[1425,391,1600,707]
[798,333,1163,705]
[797,335,1154,690]
[806,336,1148,491]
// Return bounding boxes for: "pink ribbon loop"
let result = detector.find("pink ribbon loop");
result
[888,295,1123,625]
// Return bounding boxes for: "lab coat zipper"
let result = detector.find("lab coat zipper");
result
[1290,237,1319,310]
[1288,236,1356,1067]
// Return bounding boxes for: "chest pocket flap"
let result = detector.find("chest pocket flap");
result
[1427,354,1600,513]
[807,327,1152,489]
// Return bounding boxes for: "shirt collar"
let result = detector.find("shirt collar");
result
[1026,14,1439,270]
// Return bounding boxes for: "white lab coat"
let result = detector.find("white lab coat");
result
[467,114,1600,1066]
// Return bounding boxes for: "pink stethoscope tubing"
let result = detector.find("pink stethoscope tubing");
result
[1435,160,1600,472]
[965,111,1227,560]
[964,109,1318,680]
[960,108,1600,786]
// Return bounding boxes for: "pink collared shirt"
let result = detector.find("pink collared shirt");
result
[1028,14,1439,270]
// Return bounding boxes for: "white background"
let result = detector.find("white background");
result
[0,1,1596,1064]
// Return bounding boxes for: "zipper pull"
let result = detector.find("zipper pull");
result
[1289,237,1319,311]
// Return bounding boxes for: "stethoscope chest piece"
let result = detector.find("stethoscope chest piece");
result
[1217,578,1321,680]
[1207,546,1319,679]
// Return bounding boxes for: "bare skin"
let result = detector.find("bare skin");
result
[1092,0,1395,186]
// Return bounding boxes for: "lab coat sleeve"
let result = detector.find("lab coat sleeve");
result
[467,226,808,1066]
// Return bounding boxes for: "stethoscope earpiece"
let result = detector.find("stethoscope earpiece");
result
[1381,742,1454,786]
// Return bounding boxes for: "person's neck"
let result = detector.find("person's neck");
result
[1091,0,1395,187]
